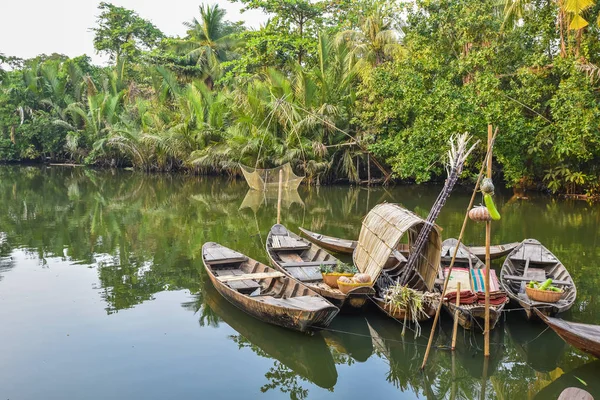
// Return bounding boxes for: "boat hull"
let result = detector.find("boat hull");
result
[209,273,338,332]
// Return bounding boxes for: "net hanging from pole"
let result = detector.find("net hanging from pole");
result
[239,163,305,191]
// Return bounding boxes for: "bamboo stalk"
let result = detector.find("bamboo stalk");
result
[451,281,461,350]
[277,169,283,224]
[484,124,493,357]
[420,128,498,370]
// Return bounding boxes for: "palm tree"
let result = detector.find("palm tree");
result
[337,5,400,68]
[503,0,597,57]
[172,4,240,89]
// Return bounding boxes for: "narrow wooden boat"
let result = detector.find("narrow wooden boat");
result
[202,242,339,332]
[301,227,518,260]
[298,227,357,255]
[441,238,508,331]
[500,239,576,319]
[535,309,600,359]
[266,224,374,310]
[469,242,520,261]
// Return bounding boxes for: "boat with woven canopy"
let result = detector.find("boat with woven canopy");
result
[240,163,304,191]
[351,203,442,321]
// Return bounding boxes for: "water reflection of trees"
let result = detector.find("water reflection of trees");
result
[1,166,600,398]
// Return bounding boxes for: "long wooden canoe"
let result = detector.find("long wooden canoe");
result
[202,242,339,332]
[266,224,374,311]
[441,238,507,331]
[535,309,600,359]
[300,227,518,260]
[500,239,576,319]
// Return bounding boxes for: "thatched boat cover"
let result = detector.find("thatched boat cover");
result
[240,163,304,191]
[353,203,442,291]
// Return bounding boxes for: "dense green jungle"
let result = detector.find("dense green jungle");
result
[2,0,600,195]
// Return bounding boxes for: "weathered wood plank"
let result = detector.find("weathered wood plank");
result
[216,271,286,282]
[281,261,337,267]
[504,275,573,285]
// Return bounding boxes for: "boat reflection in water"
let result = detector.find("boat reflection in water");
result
[322,316,374,363]
[534,360,600,399]
[506,312,566,372]
[200,284,338,392]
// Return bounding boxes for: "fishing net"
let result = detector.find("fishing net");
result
[240,163,304,191]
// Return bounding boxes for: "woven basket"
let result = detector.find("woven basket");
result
[337,279,373,294]
[322,273,353,288]
[525,286,563,303]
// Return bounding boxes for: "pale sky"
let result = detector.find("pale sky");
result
[0,0,267,65]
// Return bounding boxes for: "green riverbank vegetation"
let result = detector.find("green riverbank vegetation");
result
[2,0,600,195]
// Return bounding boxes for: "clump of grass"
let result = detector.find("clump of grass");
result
[319,264,333,273]
[383,284,440,337]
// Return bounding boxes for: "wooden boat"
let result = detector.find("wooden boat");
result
[203,283,338,389]
[535,309,600,359]
[301,227,518,260]
[500,239,576,319]
[266,224,374,310]
[469,242,519,261]
[202,242,339,332]
[441,238,508,331]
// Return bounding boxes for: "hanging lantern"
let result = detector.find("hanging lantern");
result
[469,206,492,222]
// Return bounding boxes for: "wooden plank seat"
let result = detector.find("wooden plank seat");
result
[257,295,332,311]
[504,275,573,286]
[280,261,338,268]
[271,235,311,251]
[284,266,323,282]
[216,271,286,282]
[213,269,261,293]
[204,246,247,265]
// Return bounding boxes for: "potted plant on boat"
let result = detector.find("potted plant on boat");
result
[320,262,357,288]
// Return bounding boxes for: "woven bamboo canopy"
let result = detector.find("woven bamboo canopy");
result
[353,203,442,291]
[240,163,304,191]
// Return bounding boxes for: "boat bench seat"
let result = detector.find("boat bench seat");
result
[257,295,331,311]
[271,235,311,251]
[280,261,337,268]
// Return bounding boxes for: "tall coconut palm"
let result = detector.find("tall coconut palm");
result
[172,4,240,89]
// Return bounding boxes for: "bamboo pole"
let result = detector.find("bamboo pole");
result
[277,169,283,224]
[420,128,498,370]
[484,124,493,357]
[451,282,461,350]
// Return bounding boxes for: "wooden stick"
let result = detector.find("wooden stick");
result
[484,124,493,357]
[451,281,461,350]
[277,169,283,224]
[420,128,498,370]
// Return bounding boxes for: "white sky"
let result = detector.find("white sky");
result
[0,0,267,65]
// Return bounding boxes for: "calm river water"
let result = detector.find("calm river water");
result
[0,166,598,399]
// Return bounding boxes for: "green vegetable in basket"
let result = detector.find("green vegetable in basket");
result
[320,264,333,274]
[484,194,501,220]
[548,286,562,292]
[528,281,538,288]
[539,279,553,291]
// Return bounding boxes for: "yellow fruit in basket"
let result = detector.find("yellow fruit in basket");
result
[352,273,371,283]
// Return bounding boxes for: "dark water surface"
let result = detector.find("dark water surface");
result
[0,166,599,399]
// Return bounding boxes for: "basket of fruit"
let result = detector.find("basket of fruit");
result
[337,273,373,294]
[320,263,357,288]
[525,279,563,303]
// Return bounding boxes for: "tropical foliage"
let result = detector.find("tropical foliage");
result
[2,0,600,193]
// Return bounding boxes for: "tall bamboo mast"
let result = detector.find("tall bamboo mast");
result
[484,125,493,357]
